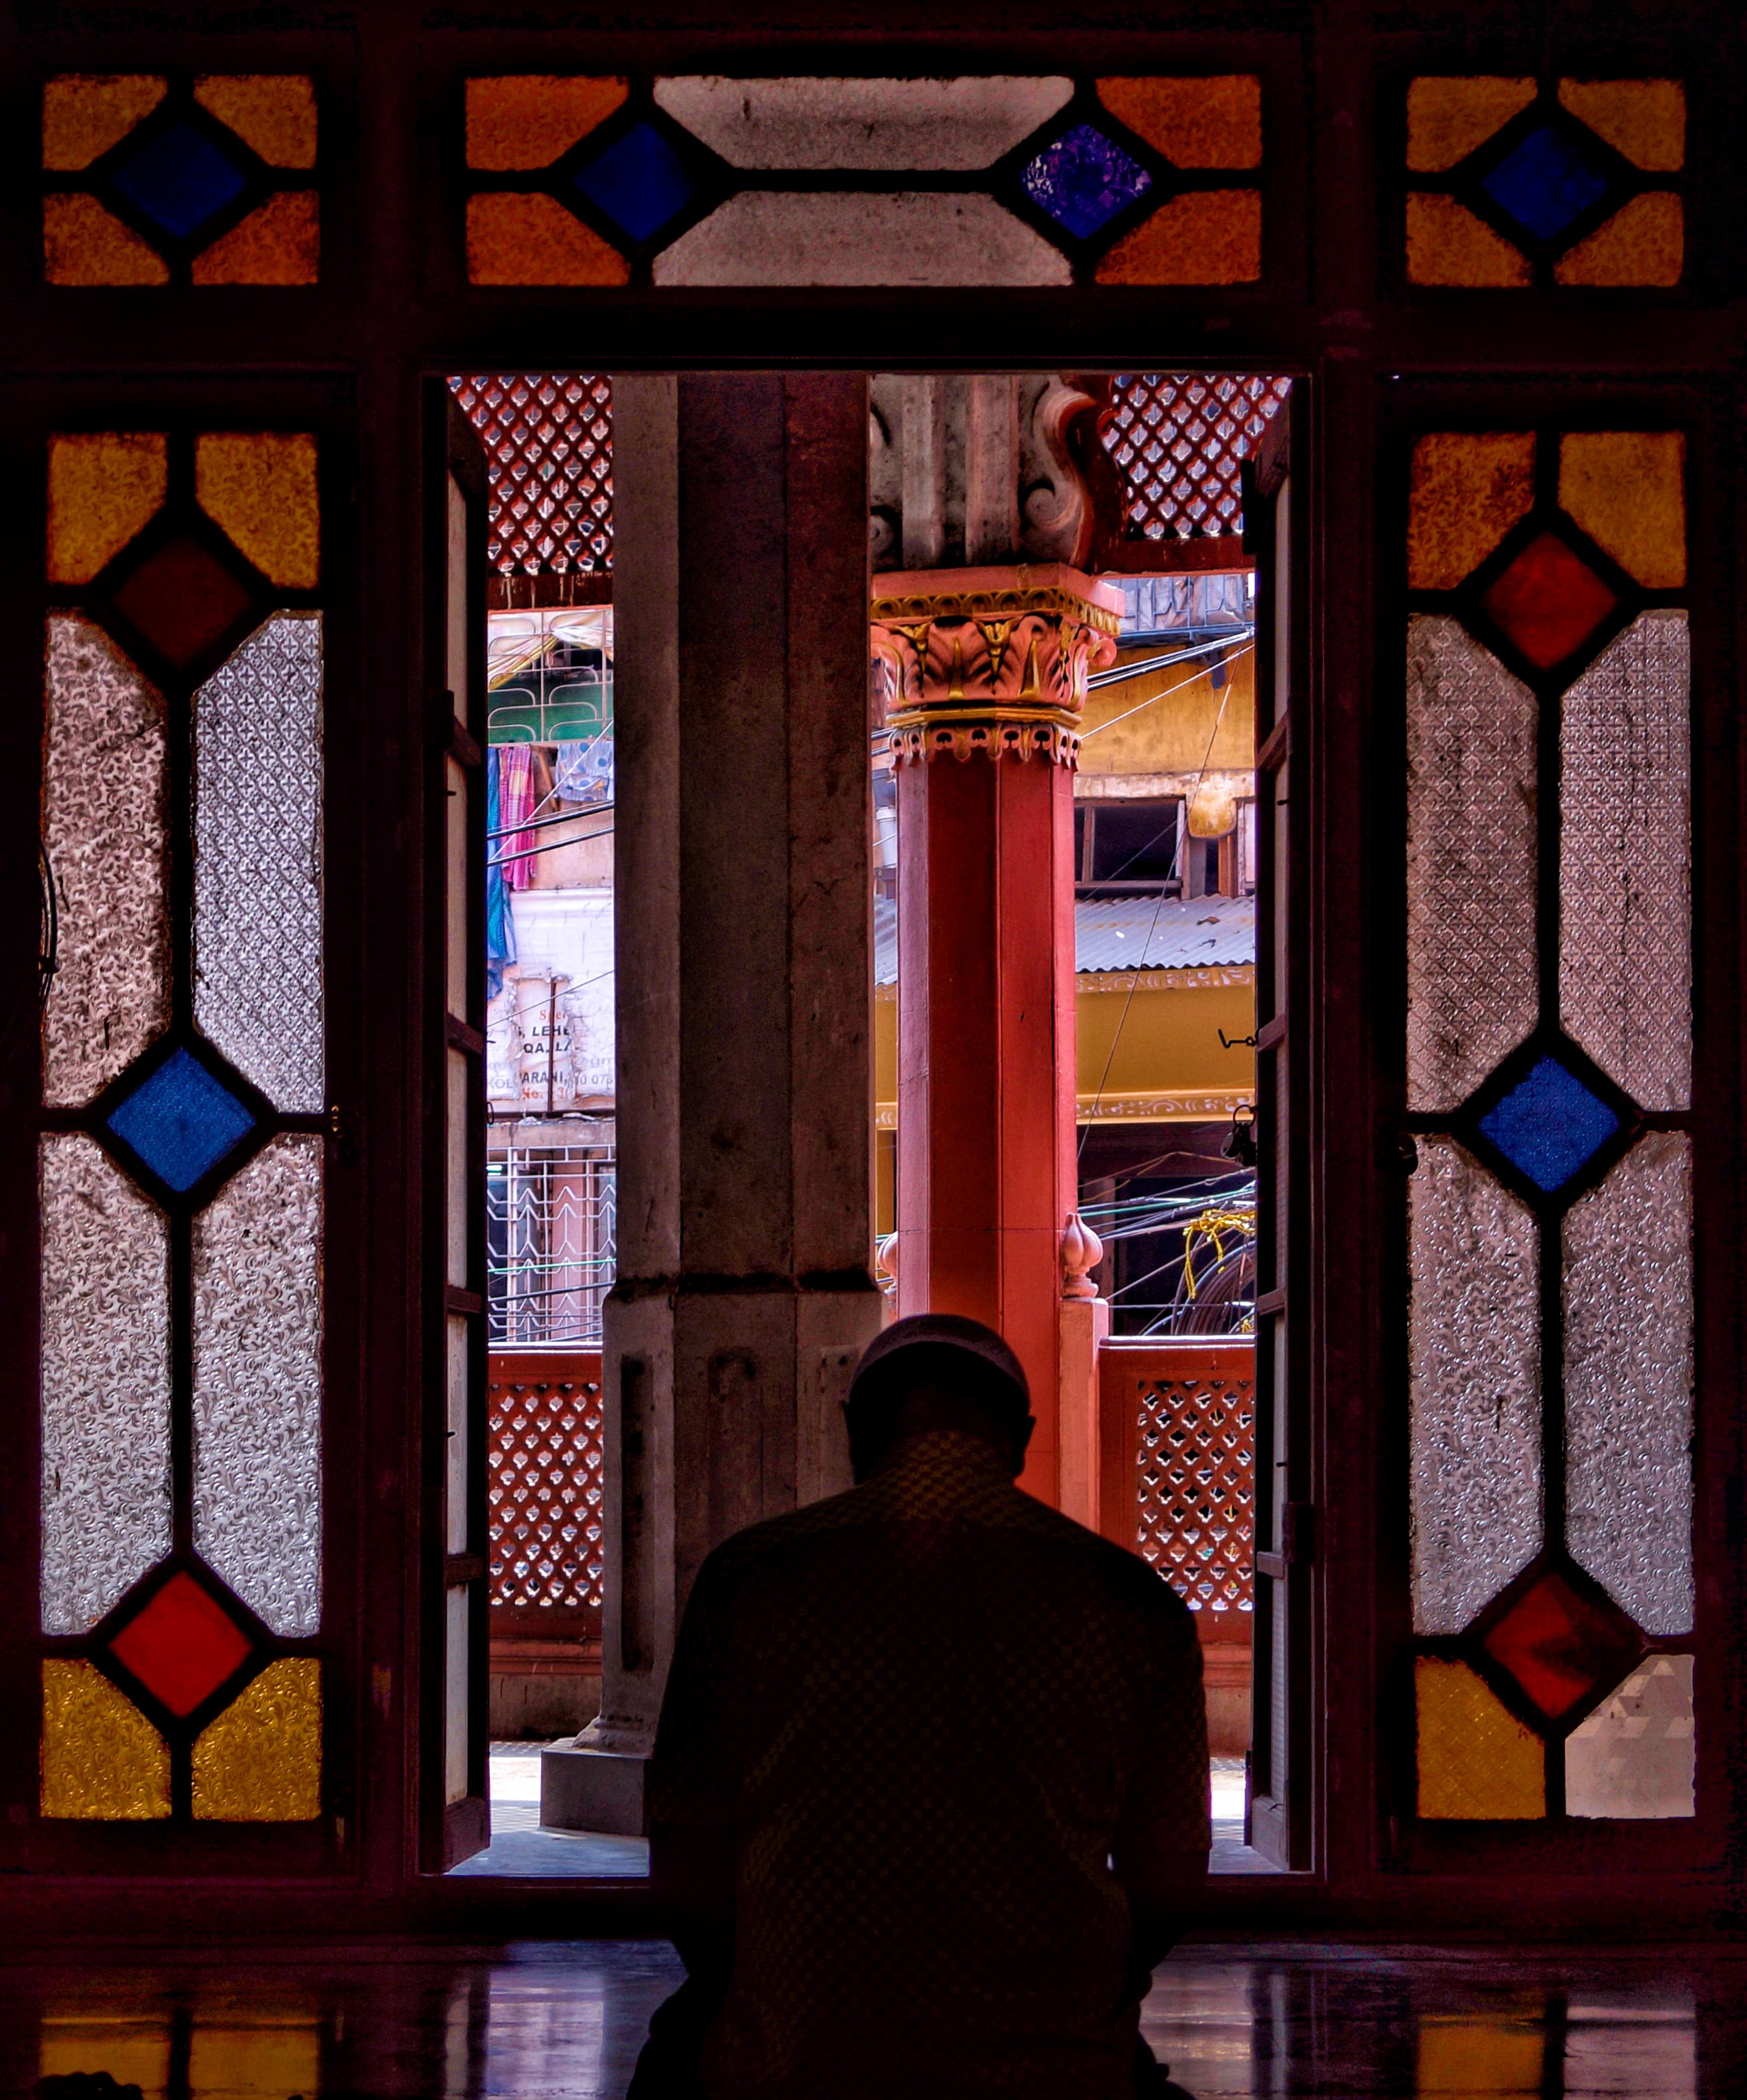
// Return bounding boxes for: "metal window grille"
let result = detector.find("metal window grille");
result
[450,373,614,577]
[1135,1357,1257,1615]
[486,1145,616,1348]
[1102,374,1291,540]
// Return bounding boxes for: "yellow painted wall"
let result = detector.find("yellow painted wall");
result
[1077,642,1254,779]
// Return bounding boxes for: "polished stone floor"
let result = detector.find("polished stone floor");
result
[8,1940,1742,2096]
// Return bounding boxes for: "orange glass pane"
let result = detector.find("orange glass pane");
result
[192,75,317,168]
[196,432,320,588]
[192,1659,321,1821]
[191,191,319,286]
[43,75,165,170]
[1406,432,1535,591]
[1415,1657,1545,1820]
[48,432,167,584]
[1559,432,1686,588]
[465,75,628,170]
[1557,78,1686,171]
[1406,193,1530,287]
[466,191,630,285]
[1480,532,1618,672]
[1095,76,1261,169]
[41,1660,170,1819]
[44,193,169,286]
[1406,77,1537,174]
[1095,190,1260,285]
[1554,193,1683,289]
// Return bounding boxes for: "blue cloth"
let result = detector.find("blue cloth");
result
[553,733,614,806]
[486,748,518,1002]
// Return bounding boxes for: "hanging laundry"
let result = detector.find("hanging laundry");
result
[485,748,520,1000]
[496,742,538,890]
[553,732,614,807]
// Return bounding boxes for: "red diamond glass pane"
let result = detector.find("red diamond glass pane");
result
[1479,532,1618,672]
[1480,1569,1641,1725]
[109,537,255,668]
[108,1569,253,1716]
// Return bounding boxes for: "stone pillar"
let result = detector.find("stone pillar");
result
[544,373,882,1835]
[870,565,1121,1515]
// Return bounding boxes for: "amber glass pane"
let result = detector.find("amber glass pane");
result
[1406,433,1535,591]
[191,75,318,168]
[1558,433,1686,590]
[47,433,166,584]
[41,1661,170,1819]
[1094,76,1261,167]
[1415,1657,1545,1820]
[195,433,318,590]
[191,192,320,286]
[192,1659,321,1821]
[1094,192,1261,285]
[465,75,627,169]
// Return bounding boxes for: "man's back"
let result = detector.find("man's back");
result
[648,1430,1210,2100]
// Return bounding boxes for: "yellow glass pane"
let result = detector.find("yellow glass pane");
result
[1407,77,1537,173]
[1554,193,1683,289]
[1095,190,1261,285]
[196,432,319,588]
[193,75,317,169]
[1558,78,1686,171]
[1416,1657,1545,1819]
[466,191,631,285]
[43,75,165,170]
[41,1660,170,1819]
[44,193,170,286]
[192,1658,321,1820]
[1418,2018,1545,2093]
[41,1993,171,2099]
[1096,76,1261,169]
[191,192,320,286]
[1407,193,1530,287]
[465,75,628,170]
[1559,432,1686,588]
[1407,432,1536,591]
[48,432,168,584]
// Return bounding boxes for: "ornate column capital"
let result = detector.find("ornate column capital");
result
[870,561,1122,765]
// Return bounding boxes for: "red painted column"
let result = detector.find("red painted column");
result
[873,565,1119,1507]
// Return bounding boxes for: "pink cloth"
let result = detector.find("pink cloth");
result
[498,744,538,890]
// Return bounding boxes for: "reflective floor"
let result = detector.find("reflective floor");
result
[8,1941,1742,2096]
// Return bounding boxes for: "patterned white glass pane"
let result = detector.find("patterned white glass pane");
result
[1565,1654,1695,1819]
[42,616,169,1107]
[1559,613,1691,1111]
[193,1134,323,1636]
[1409,1137,1542,1634]
[1563,1132,1694,1636]
[193,614,323,1111]
[1406,617,1538,1113]
[40,1134,171,1633]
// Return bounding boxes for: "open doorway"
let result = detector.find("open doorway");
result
[444,368,1292,1878]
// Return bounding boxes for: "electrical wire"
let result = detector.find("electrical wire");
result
[1085,628,1253,691]
[1078,645,1253,742]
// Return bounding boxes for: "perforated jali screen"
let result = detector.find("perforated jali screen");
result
[486,1354,605,1622]
[1114,1343,1255,1620]
[1102,373,1291,540]
[451,374,613,579]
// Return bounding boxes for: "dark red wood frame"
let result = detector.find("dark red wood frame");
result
[0,1,1738,1942]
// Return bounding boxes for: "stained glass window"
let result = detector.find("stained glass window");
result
[1405,77,1685,289]
[43,75,319,286]
[38,429,326,1824]
[462,75,1263,286]
[1404,428,1694,1820]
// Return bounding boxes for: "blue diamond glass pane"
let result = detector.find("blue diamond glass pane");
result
[1477,1055,1621,1194]
[572,123,695,243]
[107,1048,255,1193]
[109,122,248,241]
[1480,125,1611,244]
[1021,122,1153,239]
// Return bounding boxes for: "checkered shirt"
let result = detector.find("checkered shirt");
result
[648,1430,1210,2099]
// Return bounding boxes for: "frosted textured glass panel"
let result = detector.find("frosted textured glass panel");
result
[1564,1133,1694,1635]
[1409,1137,1542,1634]
[42,616,170,1106]
[193,614,323,1112]
[40,1134,171,1633]
[1405,617,1538,1113]
[653,76,1074,170]
[1565,1654,1695,1819]
[1559,613,1690,1110]
[653,193,1073,287]
[192,1135,323,1636]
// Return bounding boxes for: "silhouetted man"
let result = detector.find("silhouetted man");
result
[631,1313,1210,2099]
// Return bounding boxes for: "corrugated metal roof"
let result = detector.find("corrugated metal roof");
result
[874,890,1255,986]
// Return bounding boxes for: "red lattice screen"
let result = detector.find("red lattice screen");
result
[452,374,613,577]
[487,1351,605,1627]
[1100,1340,1255,1625]
[1102,374,1291,542]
